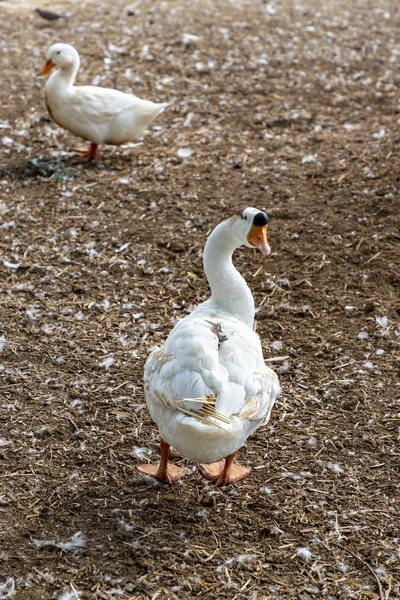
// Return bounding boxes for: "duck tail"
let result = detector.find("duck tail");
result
[176,395,233,430]
[154,102,169,117]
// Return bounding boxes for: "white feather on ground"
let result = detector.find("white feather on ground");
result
[0,578,14,600]
[296,547,313,561]
[34,531,86,553]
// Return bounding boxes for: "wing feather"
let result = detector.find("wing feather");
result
[69,87,158,125]
[145,314,280,427]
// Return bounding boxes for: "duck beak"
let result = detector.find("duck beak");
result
[40,59,55,76]
[247,224,270,255]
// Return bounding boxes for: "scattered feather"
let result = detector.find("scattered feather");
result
[132,446,151,459]
[282,470,301,480]
[99,356,115,369]
[34,531,86,553]
[0,578,15,599]
[357,331,369,340]
[271,340,283,351]
[296,547,313,561]
[181,33,200,46]
[3,260,20,269]
[217,553,257,571]
[363,360,374,370]
[376,316,388,329]
[115,242,130,254]
[58,589,81,600]
[372,128,385,139]
[177,147,192,159]
[301,154,316,164]
[183,112,194,127]
[327,463,344,474]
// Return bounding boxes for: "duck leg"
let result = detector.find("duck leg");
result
[198,453,251,485]
[73,142,98,161]
[137,438,188,483]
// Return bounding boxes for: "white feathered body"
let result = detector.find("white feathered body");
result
[45,72,168,145]
[144,299,280,464]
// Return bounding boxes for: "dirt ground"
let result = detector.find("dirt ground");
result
[0,0,399,598]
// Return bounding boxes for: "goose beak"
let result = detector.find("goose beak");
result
[247,224,270,255]
[40,59,55,76]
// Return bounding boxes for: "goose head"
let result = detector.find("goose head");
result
[231,207,270,255]
[40,43,80,76]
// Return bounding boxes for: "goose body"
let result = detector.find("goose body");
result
[139,208,281,484]
[40,43,168,158]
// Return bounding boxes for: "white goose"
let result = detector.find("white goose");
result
[138,208,281,485]
[39,43,168,160]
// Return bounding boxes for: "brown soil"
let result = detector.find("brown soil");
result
[0,0,399,598]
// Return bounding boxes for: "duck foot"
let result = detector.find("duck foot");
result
[73,142,98,160]
[198,453,251,485]
[137,462,187,483]
[137,439,188,483]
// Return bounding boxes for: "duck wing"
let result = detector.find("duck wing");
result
[145,315,279,426]
[70,86,162,125]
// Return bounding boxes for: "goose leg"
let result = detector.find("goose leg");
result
[198,453,251,485]
[137,438,188,483]
[73,142,98,160]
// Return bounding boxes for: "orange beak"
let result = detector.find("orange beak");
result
[40,59,55,76]
[247,224,270,255]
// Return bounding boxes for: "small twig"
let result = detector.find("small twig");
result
[334,542,385,600]
[367,251,383,263]
[264,355,289,362]
[386,577,392,600]
[70,582,80,600]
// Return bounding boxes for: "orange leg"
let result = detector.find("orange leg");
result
[73,143,98,161]
[198,453,251,486]
[137,439,188,483]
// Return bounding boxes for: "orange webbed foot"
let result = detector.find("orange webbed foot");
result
[137,462,188,483]
[73,143,98,161]
[199,454,251,485]
[137,439,188,483]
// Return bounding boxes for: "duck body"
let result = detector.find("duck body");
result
[40,43,168,157]
[45,74,168,146]
[141,208,280,481]
[145,305,279,464]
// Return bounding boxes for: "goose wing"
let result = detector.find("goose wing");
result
[145,315,280,425]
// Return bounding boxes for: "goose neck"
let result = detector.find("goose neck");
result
[203,221,254,327]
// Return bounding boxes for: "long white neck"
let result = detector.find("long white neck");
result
[203,220,254,328]
[47,60,79,92]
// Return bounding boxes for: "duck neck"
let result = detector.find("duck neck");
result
[203,221,255,328]
[47,61,79,92]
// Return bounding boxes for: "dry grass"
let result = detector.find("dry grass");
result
[0,0,399,598]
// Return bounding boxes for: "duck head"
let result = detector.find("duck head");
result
[230,207,270,255]
[40,43,80,76]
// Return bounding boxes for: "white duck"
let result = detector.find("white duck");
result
[39,43,168,160]
[138,208,281,485]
